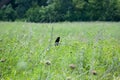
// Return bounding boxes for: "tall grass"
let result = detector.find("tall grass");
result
[0,22,120,80]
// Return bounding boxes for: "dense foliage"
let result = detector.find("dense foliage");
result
[0,0,120,22]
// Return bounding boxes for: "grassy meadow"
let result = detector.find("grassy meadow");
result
[0,22,120,80]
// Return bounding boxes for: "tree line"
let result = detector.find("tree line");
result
[0,0,120,22]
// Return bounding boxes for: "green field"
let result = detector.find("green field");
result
[0,22,120,80]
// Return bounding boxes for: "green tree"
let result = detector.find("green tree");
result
[15,0,32,18]
[0,0,120,22]
[0,4,17,21]
[88,0,120,21]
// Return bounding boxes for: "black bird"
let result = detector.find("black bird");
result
[55,37,60,46]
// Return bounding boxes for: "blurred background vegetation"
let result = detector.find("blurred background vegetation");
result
[0,0,120,22]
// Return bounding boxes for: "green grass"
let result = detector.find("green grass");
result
[0,22,120,80]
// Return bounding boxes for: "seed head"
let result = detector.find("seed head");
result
[66,76,72,80]
[91,70,97,75]
[0,58,6,62]
[69,64,76,69]
[45,60,51,65]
